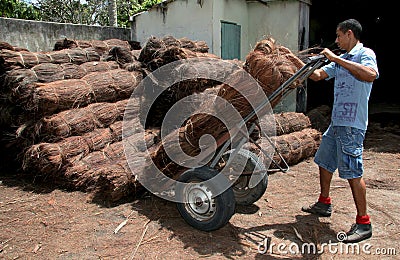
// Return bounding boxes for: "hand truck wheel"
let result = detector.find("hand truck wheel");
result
[222,149,268,205]
[175,166,235,231]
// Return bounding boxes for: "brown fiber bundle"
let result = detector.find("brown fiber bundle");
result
[258,112,311,137]
[172,58,243,99]
[139,36,209,62]
[149,70,265,178]
[145,59,241,127]
[146,48,219,72]
[0,48,100,71]
[122,61,145,73]
[149,40,308,178]
[53,38,132,55]
[138,36,216,71]
[22,119,158,175]
[244,38,305,96]
[306,105,332,132]
[22,119,131,173]
[66,128,160,202]
[104,46,137,66]
[16,69,142,115]
[4,61,120,90]
[0,41,28,52]
[274,112,311,134]
[23,126,118,174]
[23,129,160,202]
[0,41,15,51]
[178,37,209,53]
[0,104,26,127]
[66,159,139,203]
[68,128,160,167]
[143,46,185,71]
[28,99,131,142]
[244,128,321,168]
[158,36,209,53]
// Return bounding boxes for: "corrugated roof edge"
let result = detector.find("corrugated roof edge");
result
[132,0,175,17]
[148,0,176,11]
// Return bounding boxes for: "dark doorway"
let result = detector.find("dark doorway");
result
[308,1,391,110]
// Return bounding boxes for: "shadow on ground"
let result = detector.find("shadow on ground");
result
[127,193,338,259]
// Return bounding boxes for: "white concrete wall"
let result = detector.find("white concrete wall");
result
[247,0,304,112]
[247,1,300,51]
[133,0,214,51]
[134,0,250,60]
[0,17,130,52]
[212,0,249,60]
[133,0,310,112]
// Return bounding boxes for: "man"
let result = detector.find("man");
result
[302,19,379,243]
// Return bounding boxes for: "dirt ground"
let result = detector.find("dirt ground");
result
[0,107,399,259]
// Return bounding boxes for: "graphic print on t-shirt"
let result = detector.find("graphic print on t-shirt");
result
[333,64,357,123]
[333,102,358,122]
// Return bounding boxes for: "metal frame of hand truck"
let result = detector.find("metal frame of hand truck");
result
[175,55,328,231]
[206,55,328,173]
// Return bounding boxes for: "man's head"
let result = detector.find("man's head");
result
[335,19,362,52]
[337,19,362,40]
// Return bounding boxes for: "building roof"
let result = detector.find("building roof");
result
[133,0,311,17]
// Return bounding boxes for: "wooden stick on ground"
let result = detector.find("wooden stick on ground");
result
[130,220,150,259]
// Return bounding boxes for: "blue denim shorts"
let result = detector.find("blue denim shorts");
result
[314,125,366,179]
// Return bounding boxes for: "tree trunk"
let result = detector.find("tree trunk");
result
[108,0,117,27]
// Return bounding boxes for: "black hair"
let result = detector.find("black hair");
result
[337,19,362,40]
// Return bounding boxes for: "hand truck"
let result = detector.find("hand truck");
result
[174,55,328,231]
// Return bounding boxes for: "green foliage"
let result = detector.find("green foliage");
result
[131,0,163,14]
[117,0,163,27]
[0,0,41,20]
[115,0,164,27]
[1,0,164,27]
[35,0,104,25]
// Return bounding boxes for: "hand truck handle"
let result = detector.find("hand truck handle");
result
[306,54,328,64]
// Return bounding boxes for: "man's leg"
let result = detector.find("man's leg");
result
[320,166,333,198]
[348,176,367,216]
[302,125,336,217]
[301,166,333,217]
[342,176,372,243]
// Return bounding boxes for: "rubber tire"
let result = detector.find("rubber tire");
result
[222,149,268,206]
[175,166,236,232]
[233,174,268,205]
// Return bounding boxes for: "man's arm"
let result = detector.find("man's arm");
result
[309,68,329,81]
[320,48,377,82]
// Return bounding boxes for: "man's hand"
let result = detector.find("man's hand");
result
[321,48,338,62]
